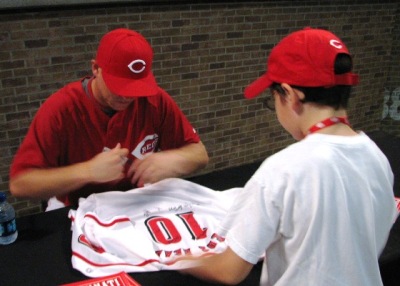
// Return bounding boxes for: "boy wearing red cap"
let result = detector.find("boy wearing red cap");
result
[9,28,209,210]
[181,28,397,285]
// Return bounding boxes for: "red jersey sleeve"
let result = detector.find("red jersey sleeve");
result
[10,85,73,179]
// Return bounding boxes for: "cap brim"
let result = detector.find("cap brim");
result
[102,70,159,97]
[244,73,272,99]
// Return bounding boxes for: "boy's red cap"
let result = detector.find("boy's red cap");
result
[244,27,359,99]
[96,28,158,97]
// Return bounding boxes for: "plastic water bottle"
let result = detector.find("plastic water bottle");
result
[0,192,18,245]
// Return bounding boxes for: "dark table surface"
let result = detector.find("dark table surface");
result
[1,190,397,286]
[0,206,262,286]
[1,131,398,286]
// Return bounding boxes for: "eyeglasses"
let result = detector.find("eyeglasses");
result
[263,90,276,111]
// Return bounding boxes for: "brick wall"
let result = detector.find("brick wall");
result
[381,6,400,136]
[0,1,399,217]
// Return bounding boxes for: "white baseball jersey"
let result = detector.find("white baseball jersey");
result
[68,178,241,277]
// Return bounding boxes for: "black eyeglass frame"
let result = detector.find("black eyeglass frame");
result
[263,83,286,111]
[263,92,276,111]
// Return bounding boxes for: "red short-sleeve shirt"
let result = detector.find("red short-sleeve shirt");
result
[10,77,200,206]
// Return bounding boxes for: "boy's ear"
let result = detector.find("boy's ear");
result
[91,59,100,76]
[281,83,303,114]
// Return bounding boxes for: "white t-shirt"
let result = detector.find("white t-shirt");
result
[221,132,398,286]
[68,178,241,277]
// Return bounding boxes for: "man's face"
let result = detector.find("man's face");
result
[92,62,135,111]
[100,88,135,111]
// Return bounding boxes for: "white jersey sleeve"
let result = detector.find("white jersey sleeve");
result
[68,178,241,277]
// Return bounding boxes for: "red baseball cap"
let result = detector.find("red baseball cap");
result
[96,28,159,97]
[244,27,359,99]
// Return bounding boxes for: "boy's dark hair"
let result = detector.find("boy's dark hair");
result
[271,54,353,110]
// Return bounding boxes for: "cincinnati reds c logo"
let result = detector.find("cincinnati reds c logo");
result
[329,39,343,49]
[128,59,146,74]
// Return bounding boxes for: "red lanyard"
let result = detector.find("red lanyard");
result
[308,116,350,134]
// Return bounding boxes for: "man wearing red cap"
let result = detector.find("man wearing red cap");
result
[9,28,209,210]
[181,28,397,285]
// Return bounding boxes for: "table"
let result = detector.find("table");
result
[1,131,398,286]
[0,207,262,286]
[1,198,398,286]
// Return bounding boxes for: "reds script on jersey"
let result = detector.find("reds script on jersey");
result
[68,178,241,277]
